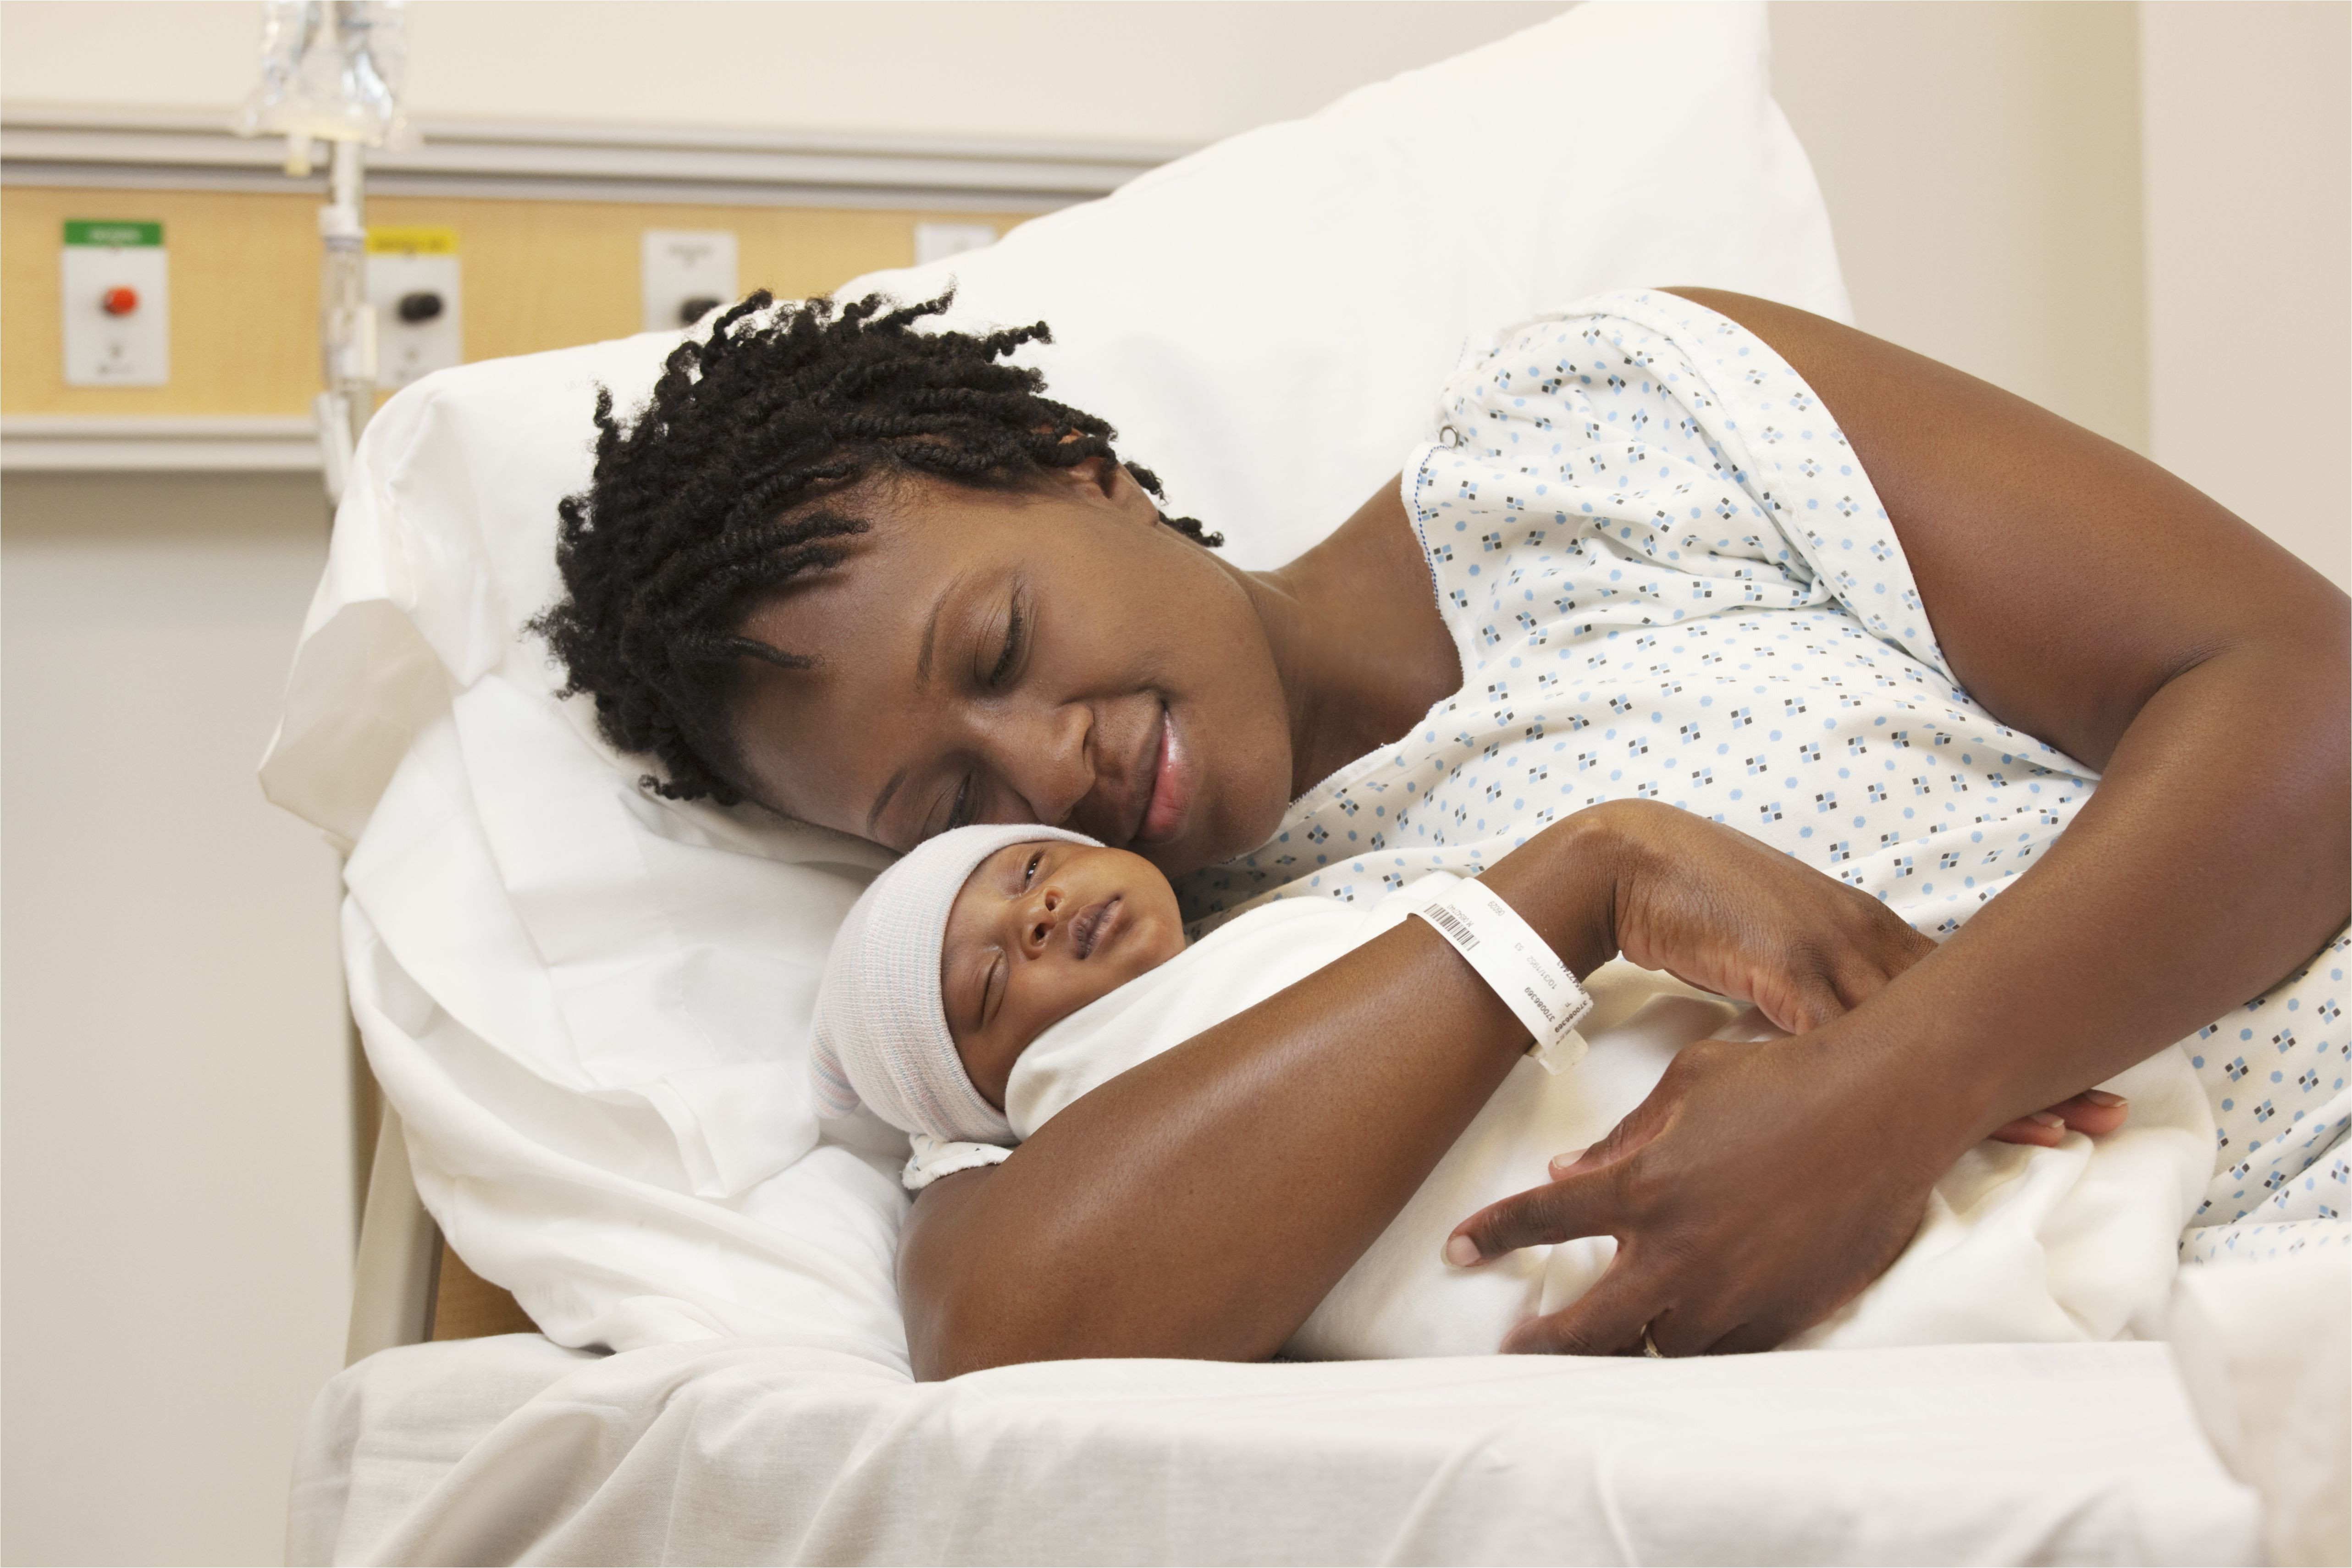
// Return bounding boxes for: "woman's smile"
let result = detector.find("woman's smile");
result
[1135,704,1196,846]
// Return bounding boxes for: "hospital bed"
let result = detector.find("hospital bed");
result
[275,8,2346,1562]
[305,1107,2339,1564]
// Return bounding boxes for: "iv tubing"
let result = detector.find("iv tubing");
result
[315,139,374,503]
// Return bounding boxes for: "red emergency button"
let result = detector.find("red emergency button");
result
[100,286,139,316]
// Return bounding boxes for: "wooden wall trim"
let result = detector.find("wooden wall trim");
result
[0,105,1181,211]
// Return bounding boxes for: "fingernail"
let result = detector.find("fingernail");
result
[2083,1091,2127,1108]
[1443,1235,1482,1268]
[2030,1110,2067,1130]
[1548,1146,1589,1177]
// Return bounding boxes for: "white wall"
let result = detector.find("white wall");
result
[2142,1,2350,590]
[0,475,353,1568]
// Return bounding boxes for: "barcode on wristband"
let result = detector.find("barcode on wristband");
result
[1408,880,1594,1072]
[1423,903,1479,950]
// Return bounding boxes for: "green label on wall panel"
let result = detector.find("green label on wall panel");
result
[64,220,164,248]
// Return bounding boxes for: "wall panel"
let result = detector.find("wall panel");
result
[3,185,1032,415]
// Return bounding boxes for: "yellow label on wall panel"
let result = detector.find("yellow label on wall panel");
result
[366,225,458,255]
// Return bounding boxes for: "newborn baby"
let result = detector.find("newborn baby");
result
[811,824,2213,1358]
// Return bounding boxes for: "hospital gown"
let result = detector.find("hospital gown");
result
[1171,290,2348,1248]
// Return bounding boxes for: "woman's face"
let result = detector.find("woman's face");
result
[941,838,1186,1108]
[728,458,1296,878]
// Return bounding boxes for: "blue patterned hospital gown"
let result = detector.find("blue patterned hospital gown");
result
[1174,289,2348,1250]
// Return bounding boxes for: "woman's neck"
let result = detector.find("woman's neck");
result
[1234,479,1463,800]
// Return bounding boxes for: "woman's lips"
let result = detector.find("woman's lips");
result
[1135,704,1195,846]
[1070,896,1123,959]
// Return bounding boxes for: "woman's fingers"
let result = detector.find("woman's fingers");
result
[2054,1089,2131,1135]
[1987,1090,2131,1146]
[1769,972,1848,1036]
[1502,1276,1750,1358]
[1700,1319,1778,1356]
[1500,1260,1658,1356]
[1446,1168,1619,1265]
[1988,1110,2070,1147]
[1455,1079,1689,1262]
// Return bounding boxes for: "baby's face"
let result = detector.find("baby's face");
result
[942,839,1186,1108]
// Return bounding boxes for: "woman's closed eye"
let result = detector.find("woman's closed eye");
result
[934,589,1032,838]
[985,586,1029,690]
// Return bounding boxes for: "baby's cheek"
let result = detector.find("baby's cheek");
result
[1065,963,1132,1014]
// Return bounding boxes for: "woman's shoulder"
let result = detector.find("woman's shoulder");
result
[1411,287,1951,679]
[1470,287,1778,366]
[1429,289,1832,458]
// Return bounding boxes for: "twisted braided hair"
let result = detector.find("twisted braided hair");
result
[530,287,1216,806]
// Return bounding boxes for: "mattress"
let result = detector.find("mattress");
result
[288,1336,2260,1565]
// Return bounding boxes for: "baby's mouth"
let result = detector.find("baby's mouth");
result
[1069,896,1123,960]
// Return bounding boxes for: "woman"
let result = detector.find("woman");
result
[536,287,2348,1378]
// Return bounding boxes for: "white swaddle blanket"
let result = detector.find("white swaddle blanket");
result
[1007,874,2213,1359]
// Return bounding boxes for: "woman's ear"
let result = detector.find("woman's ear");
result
[1053,453,1119,497]
[1045,454,1158,519]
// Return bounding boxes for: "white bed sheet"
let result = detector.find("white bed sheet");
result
[289,1337,2260,1565]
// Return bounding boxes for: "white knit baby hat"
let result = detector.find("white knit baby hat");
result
[809,822,1099,1143]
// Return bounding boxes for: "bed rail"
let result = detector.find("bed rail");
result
[345,1104,439,1364]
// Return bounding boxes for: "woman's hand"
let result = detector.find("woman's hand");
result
[1448,1024,1948,1356]
[1449,1038,2122,1354]
[1550,801,2131,1146]
[1452,803,2146,1358]
[1576,800,1936,1033]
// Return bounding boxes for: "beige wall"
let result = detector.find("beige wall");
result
[1772,1,2152,454]
[1774,0,2346,587]
[2142,1,2350,589]
[0,475,353,1568]
[0,0,1574,145]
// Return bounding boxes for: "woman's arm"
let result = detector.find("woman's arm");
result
[899,802,1932,1377]
[1447,290,2350,1356]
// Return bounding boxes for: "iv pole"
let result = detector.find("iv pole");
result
[236,0,410,505]
[237,0,411,1231]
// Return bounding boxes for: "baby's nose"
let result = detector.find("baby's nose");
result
[1025,888,1063,949]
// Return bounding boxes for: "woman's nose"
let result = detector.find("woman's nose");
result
[987,702,1093,829]
[1020,886,1064,955]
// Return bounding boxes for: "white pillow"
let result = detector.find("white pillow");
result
[844,1,1851,571]
[264,0,1849,1364]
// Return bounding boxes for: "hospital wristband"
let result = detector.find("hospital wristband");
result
[1409,881,1592,1072]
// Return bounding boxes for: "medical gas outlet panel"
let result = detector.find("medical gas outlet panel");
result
[641,230,739,332]
[367,227,464,390]
[61,220,169,386]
